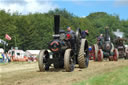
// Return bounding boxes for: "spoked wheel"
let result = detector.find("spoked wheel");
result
[78,39,89,68]
[97,49,103,61]
[64,49,75,72]
[38,50,49,72]
[92,44,98,61]
[113,49,119,61]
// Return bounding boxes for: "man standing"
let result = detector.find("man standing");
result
[98,34,103,41]
[67,27,75,49]
[67,27,75,39]
[97,34,104,48]
[81,30,89,38]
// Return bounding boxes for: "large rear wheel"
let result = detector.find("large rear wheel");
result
[64,49,75,72]
[92,44,99,61]
[78,39,89,68]
[38,50,49,72]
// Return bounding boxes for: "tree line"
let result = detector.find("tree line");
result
[0,8,128,51]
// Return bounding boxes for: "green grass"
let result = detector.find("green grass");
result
[73,66,128,85]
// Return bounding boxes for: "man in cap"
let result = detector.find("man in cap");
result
[67,27,75,39]
[66,27,75,49]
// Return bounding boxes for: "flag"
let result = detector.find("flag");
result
[5,34,11,40]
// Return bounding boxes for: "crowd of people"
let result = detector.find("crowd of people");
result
[0,52,11,63]
[0,52,38,63]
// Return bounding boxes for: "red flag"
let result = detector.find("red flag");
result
[5,34,11,40]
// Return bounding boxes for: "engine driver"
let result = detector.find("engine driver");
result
[66,27,75,49]
[97,34,104,48]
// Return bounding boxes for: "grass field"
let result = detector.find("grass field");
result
[74,66,128,85]
[1,60,128,85]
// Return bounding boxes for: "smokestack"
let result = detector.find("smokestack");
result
[54,15,60,34]
[104,26,110,41]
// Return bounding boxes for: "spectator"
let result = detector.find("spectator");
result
[0,53,3,63]
[2,53,8,63]
[2,53,5,61]
[6,52,11,62]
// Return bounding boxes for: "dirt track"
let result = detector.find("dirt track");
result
[0,60,128,85]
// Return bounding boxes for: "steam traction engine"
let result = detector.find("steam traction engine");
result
[92,27,119,61]
[38,15,89,72]
[114,38,128,59]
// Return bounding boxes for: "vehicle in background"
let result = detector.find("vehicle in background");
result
[92,27,119,61]
[113,38,128,59]
[8,48,27,61]
[113,29,128,59]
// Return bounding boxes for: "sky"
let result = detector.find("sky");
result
[0,0,128,20]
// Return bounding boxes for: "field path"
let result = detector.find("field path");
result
[0,60,128,85]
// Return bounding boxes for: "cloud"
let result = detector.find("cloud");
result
[114,0,128,6]
[0,0,58,14]
[80,16,86,18]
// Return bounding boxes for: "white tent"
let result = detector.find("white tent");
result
[113,29,124,38]
[25,50,40,57]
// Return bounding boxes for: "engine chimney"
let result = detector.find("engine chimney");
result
[54,15,60,34]
[104,26,110,41]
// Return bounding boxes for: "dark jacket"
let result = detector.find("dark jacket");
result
[81,31,88,38]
